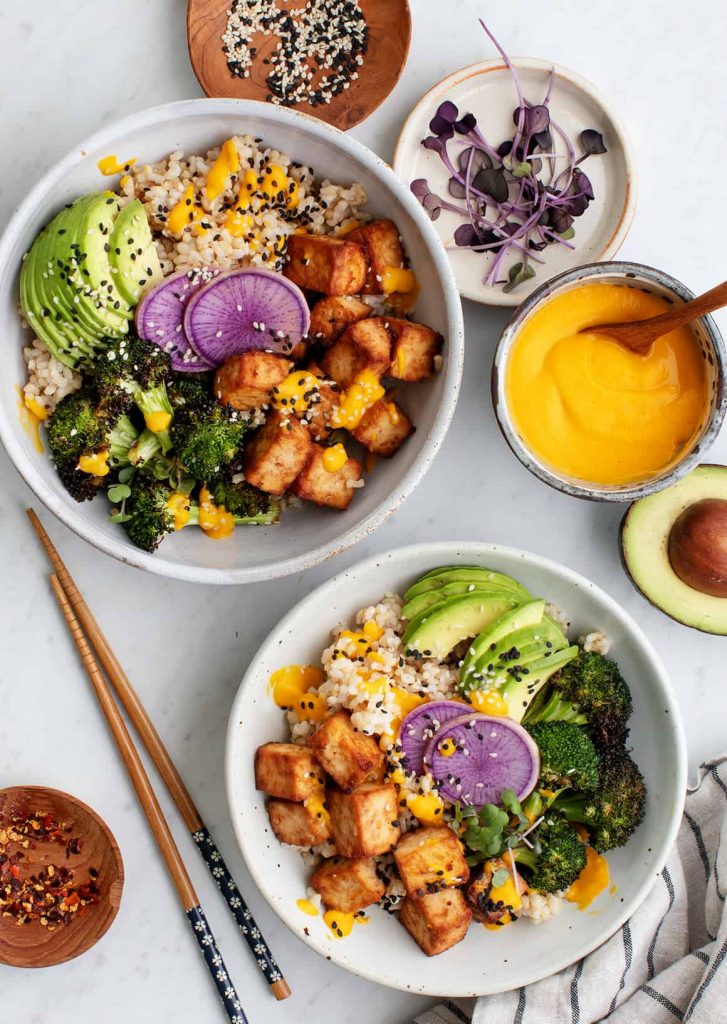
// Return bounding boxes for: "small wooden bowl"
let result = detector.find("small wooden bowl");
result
[187,0,412,130]
[0,787,124,968]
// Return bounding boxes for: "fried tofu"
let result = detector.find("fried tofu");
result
[310,711,384,789]
[266,798,331,847]
[399,889,472,957]
[254,743,324,802]
[327,783,399,857]
[306,376,340,442]
[309,296,372,347]
[321,318,392,388]
[284,234,367,295]
[388,319,441,382]
[290,444,363,511]
[243,410,313,496]
[347,219,405,294]
[214,352,292,411]
[310,856,386,912]
[352,398,414,457]
[393,826,470,897]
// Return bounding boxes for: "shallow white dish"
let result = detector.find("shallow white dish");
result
[226,541,686,997]
[0,99,463,584]
[394,59,637,306]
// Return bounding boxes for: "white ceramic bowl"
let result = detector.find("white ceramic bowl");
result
[0,99,464,584]
[226,541,686,997]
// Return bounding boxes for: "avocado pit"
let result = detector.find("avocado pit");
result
[668,498,727,597]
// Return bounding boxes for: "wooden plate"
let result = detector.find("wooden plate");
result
[187,0,411,130]
[0,786,124,968]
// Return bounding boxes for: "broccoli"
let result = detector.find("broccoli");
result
[47,389,138,501]
[526,721,599,791]
[90,335,174,451]
[528,649,633,750]
[553,749,646,853]
[171,400,247,482]
[523,689,587,727]
[128,429,163,468]
[168,373,212,411]
[513,813,587,893]
[208,477,280,524]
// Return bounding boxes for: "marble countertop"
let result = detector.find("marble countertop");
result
[1,1,726,1021]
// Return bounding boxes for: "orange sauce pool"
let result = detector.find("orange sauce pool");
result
[505,283,708,485]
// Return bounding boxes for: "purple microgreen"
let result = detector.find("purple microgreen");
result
[448,178,467,199]
[578,129,607,160]
[410,178,430,202]
[459,146,492,176]
[429,101,459,137]
[422,193,443,220]
[502,261,536,293]
[454,112,478,134]
[472,166,508,203]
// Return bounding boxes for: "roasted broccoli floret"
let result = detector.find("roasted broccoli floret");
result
[47,389,103,468]
[168,373,212,411]
[553,749,646,853]
[122,477,176,552]
[90,335,174,451]
[171,400,247,482]
[513,813,587,893]
[526,721,599,791]
[56,461,107,503]
[547,650,632,749]
[128,429,163,468]
[107,414,139,468]
[207,478,280,524]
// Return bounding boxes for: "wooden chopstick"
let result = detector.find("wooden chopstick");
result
[49,574,248,1024]
[26,508,290,1002]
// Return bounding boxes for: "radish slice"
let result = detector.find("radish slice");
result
[183,268,310,366]
[424,713,540,807]
[136,268,217,372]
[399,700,470,776]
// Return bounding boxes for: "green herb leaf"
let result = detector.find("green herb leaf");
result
[492,867,510,887]
[107,483,131,503]
[176,476,196,496]
[558,227,576,240]
[109,511,132,524]
[501,788,528,825]
[117,465,135,484]
[502,262,536,294]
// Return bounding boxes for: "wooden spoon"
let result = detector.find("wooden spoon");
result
[187,0,411,131]
[0,786,123,968]
[581,279,727,353]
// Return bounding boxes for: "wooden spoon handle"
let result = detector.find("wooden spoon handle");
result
[641,279,727,336]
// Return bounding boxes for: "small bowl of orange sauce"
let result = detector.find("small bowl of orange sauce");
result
[493,262,727,501]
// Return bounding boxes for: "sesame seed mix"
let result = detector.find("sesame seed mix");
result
[223,0,368,107]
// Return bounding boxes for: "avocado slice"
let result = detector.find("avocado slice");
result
[75,194,134,321]
[108,200,163,306]
[404,567,531,603]
[402,580,530,621]
[402,591,521,659]
[20,238,81,367]
[500,645,579,721]
[459,599,547,689]
[621,464,727,635]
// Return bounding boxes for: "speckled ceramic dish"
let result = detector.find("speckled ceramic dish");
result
[492,261,727,503]
[226,541,687,997]
[394,59,637,306]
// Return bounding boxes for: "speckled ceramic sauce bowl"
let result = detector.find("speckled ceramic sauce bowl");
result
[492,261,727,502]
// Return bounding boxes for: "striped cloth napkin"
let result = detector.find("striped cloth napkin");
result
[414,757,727,1024]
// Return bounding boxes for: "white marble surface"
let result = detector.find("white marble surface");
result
[1,1,726,1021]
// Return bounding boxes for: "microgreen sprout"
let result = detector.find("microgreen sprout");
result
[410,20,608,291]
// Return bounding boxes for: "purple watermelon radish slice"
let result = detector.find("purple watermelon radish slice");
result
[183,268,310,366]
[135,268,218,372]
[424,713,540,807]
[399,700,470,776]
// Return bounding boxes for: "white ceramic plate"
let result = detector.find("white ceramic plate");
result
[226,541,686,997]
[394,59,638,306]
[0,99,463,584]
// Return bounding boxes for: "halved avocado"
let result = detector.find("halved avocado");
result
[404,567,531,603]
[621,464,727,635]
[402,592,521,659]
[108,199,163,306]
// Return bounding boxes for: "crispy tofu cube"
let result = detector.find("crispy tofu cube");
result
[353,398,414,457]
[214,352,292,411]
[254,743,323,801]
[393,826,470,897]
[348,220,405,294]
[284,234,367,295]
[327,784,399,857]
[399,889,472,956]
[266,798,331,847]
[309,296,372,347]
[388,319,441,382]
[290,444,363,511]
[243,410,313,496]
[310,711,384,789]
[310,856,386,912]
[306,377,340,442]
[321,318,392,388]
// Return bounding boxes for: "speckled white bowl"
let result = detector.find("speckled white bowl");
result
[0,99,463,583]
[226,541,686,997]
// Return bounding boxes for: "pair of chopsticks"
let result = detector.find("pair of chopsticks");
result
[27,508,290,1022]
